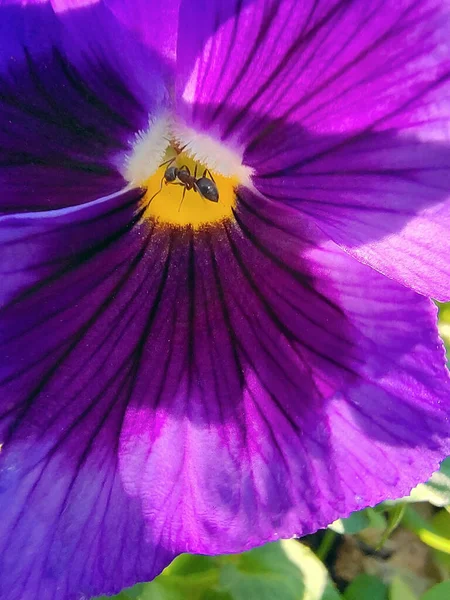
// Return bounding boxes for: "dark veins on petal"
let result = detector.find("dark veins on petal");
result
[180,0,450,150]
[177,0,450,293]
[0,2,161,214]
[0,48,131,212]
[0,2,448,598]
[0,183,449,599]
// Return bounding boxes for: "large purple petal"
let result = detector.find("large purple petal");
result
[176,0,450,299]
[119,193,450,554]
[0,190,176,600]
[0,0,167,213]
[252,125,450,301]
[1,186,448,599]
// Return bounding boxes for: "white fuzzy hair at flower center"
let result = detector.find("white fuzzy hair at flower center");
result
[123,113,253,187]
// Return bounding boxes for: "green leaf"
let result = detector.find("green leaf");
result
[94,541,344,600]
[201,592,233,600]
[438,302,450,322]
[218,541,303,600]
[431,509,450,568]
[438,302,450,361]
[329,508,385,534]
[329,510,372,534]
[389,577,419,600]
[218,540,341,600]
[280,540,342,600]
[377,504,406,550]
[135,580,186,600]
[344,574,388,600]
[421,582,450,600]
[94,581,188,600]
[403,506,450,555]
[408,458,450,507]
[164,554,217,577]
[316,530,338,561]
[93,555,220,600]
[219,563,296,600]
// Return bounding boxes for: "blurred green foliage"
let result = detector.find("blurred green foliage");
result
[96,306,450,600]
[96,540,340,600]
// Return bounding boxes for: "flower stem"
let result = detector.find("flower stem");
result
[316,529,337,562]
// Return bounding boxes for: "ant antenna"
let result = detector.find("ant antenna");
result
[159,156,176,169]
[145,173,165,208]
[178,186,187,212]
[143,156,178,209]
[193,163,207,206]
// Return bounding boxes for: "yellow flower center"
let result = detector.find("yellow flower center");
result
[142,147,239,229]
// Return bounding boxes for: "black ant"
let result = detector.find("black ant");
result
[165,163,219,204]
[146,159,219,209]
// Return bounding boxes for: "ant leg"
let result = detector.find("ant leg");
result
[179,164,191,176]
[190,164,199,194]
[145,173,165,207]
[194,181,208,205]
[178,186,187,212]
[203,168,216,183]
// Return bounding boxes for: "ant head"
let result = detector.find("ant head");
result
[196,177,219,202]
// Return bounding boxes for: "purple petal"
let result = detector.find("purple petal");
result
[176,0,450,299]
[252,126,450,301]
[105,0,180,64]
[0,0,167,213]
[0,189,176,599]
[122,192,448,554]
[1,187,449,599]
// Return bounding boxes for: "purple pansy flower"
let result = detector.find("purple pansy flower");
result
[1,0,450,598]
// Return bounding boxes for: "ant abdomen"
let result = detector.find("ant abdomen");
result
[196,177,219,203]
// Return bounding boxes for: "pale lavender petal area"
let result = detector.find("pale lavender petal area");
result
[252,128,450,301]
[176,0,450,299]
[1,187,448,599]
[0,0,168,213]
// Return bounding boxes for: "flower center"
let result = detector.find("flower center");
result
[124,116,253,230]
[142,145,239,229]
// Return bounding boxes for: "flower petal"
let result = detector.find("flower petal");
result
[104,0,180,64]
[1,187,449,598]
[0,190,177,600]
[119,193,450,555]
[0,0,167,213]
[253,126,450,301]
[176,0,450,299]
